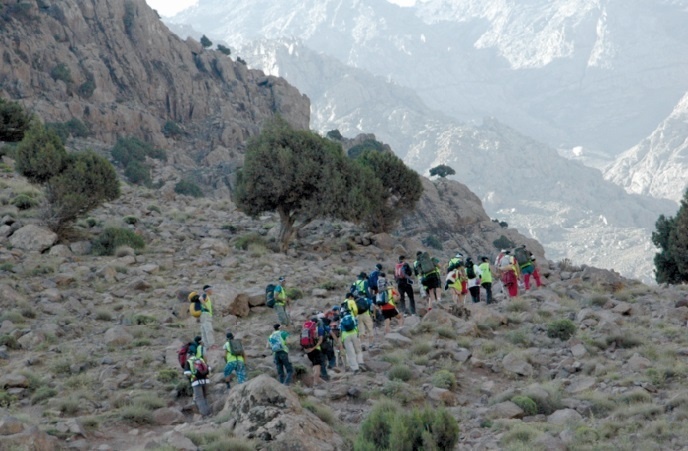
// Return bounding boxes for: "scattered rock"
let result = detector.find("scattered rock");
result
[547,408,583,425]
[9,225,57,252]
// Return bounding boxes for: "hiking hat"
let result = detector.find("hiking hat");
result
[346,293,355,299]
[317,312,325,319]
[376,263,383,270]
[194,336,202,343]
[359,271,367,278]
[500,249,506,253]
[481,256,489,262]
[332,305,340,311]
[278,276,286,282]
[203,285,212,291]
[416,250,423,256]
[226,331,234,339]
[455,253,463,258]
[273,324,281,330]
[399,255,405,261]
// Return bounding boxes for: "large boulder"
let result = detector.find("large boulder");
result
[9,225,57,252]
[219,374,344,450]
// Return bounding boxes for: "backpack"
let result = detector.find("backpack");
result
[375,289,388,306]
[418,252,435,275]
[447,257,463,272]
[178,343,191,369]
[266,283,276,308]
[300,320,318,348]
[355,296,370,314]
[498,254,512,270]
[368,270,380,289]
[340,313,356,332]
[193,358,209,379]
[269,333,285,352]
[228,339,244,356]
[514,247,530,266]
[189,300,202,318]
[351,280,367,297]
[466,264,476,279]
[394,262,410,282]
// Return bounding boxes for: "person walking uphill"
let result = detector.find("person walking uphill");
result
[184,336,210,416]
[273,276,291,327]
[478,257,494,304]
[339,305,366,374]
[496,249,519,298]
[268,324,294,385]
[222,332,247,391]
[395,255,416,316]
[200,285,216,349]
[465,258,482,303]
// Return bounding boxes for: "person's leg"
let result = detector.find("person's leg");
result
[343,337,359,371]
[396,310,404,327]
[224,361,236,388]
[353,335,364,366]
[200,313,215,349]
[384,317,391,335]
[236,361,247,384]
[524,273,531,290]
[319,351,329,380]
[193,384,210,416]
[359,313,374,347]
[397,284,407,314]
[283,355,294,385]
[274,353,285,384]
[469,286,480,303]
[406,284,416,315]
[533,268,542,287]
[483,283,493,304]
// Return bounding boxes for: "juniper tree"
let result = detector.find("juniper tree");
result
[653,189,688,284]
[0,98,33,142]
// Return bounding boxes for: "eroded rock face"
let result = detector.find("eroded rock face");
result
[0,0,309,164]
[219,374,344,450]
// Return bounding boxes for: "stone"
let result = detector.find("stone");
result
[384,332,413,346]
[565,376,596,394]
[570,343,587,358]
[104,326,133,346]
[228,293,251,318]
[9,225,57,252]
[70,241,93,255]
[0,416,26,435]
[0,374,29,389]
[489,401,524,419]
[627,352,652,371]
[612,302,633,315]
[547,408,583,425]
[48,245,72,257]
[502,352,533,377]
[138,264,160,274]
[152,407,185,425]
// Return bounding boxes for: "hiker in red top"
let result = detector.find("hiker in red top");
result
[495,250,519,298]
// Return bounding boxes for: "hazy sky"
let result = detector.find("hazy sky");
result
[146,0,416,17]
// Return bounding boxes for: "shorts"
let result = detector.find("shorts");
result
[381,307,399,320]
[306,348,324,366]
[422,273,441,290]
[521,264,535,275]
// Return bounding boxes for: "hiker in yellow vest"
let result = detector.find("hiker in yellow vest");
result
[200,285,216,349]
[222,331,247,390]
[478,257,494,304]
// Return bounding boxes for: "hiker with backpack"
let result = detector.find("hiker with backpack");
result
[344,291,374,350]
[465,257,482,303]
[376,278,404,334]
[514,245,542,291]
[478,256,495,304]
[394,255,416,316]
[445,261,467,304]
[199,285,216,350]
[268,324,294,385]
[531,257,543,289]
[339,304,367,374]
[447,253,464,273]
[188,291,203,319]
[183,336,211,416]
[222,331,247,391]
[351,272,370,298]
[496,249,519,298]
[326,306,345,369]
[368,264,382,298]
[273,276,291,327]
[301,315,330,385]
[416,251,442,311]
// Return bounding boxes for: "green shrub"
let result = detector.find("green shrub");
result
[357,400,459,451]
[0,390,17,407]
[234,232,265,250]
[174,179,203,198]
[605,333,642,349]
[78,77,96,98]
[0,98,32,142]
[92,227,145,256]
[217,44,231,56]
[31,386,57,404]
[285,287,303,300]
[14,123,67,184]
[0,334,20,350]
[157,369,178,384]
[388,364,413,382]
[124,160,151,186]
[411,342,432,355]
[10,193,37,210]
[422,235,443,251]
[162,120,183,138]
[119,405,153,425]
[511,395,538,416]
[493,235,515,250]
[50,63,72,83]
[123,215,138,225]
[301,399,335,425]
[547,319,576,341]
[436,327,457,339]
[65,118,90,137]
[431,370,456,390]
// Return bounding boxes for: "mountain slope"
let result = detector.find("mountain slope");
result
[604,92,688,203]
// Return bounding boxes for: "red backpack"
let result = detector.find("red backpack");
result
[193,358,209,379]
[178,343,191,370]
[395,262,409,281]
[300,320,318,348]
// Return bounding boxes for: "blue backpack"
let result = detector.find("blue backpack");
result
[268,333,284,352]
[340,313,356,332]
[368,270,380,290]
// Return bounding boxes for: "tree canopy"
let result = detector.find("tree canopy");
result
[235,118,423,251]
[429,164,456,178]
[653,189,688,284]
[0,98,33,142]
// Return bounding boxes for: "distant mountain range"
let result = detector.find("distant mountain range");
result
[166,0,688,282]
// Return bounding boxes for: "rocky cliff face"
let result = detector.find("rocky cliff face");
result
[604,92,688,204]
[0,0,309,165]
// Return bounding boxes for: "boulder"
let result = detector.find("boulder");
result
[627,352,652,371]
[103,326,133,346]
[219,374,344,450]
[489,401,524,419]
[502,352,533,377]
[0,416,26,435]
[9,225,57,252]
[152,407,185,425]
[547,408,583,425]
[228,293,251,318]
[565,376,596,394]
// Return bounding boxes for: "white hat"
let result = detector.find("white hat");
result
[500,249,506,253]
[455,253,463,258]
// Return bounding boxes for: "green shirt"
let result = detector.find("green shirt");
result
[274,285,287,306]
[201,293,213,315]
[223,341,245,363]
[478,262,492,284]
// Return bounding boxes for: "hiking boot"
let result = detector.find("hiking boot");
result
[322,375,331,382]
[353,369,361,375]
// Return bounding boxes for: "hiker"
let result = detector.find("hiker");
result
[394,255,416,316]
[301,315,330,384]
[379,285,404,334]
[531,257,543,288]
[268,324,294,385]
[351,272,370,298]
[184,336,210,416]
[447,252,463,272]
[339,304,366,373]
[416,251,442,310]
[496,249,519,298]
[326,306,344,369]
[465,257,482,303]
[273,276,291,327]
[319,315,338,371]
[413,251,427,300]
[200,285,216,349]
[515,245,542,291]
[445,261,467,304]
[368,263,382,297]
[478,256,494,304]
[222,331,247,391]
[345,290,375,350]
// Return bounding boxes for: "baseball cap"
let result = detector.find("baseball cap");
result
[332,305,340,311]
[273,324,281,330]
[455,253,463,258]
[203,285,212,291]
[278,276,286,282]
[194,336,202,343]
[375,263,382,270]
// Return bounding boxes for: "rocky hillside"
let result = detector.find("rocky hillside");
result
[0,0,308,167]
[3,159,688,450]
[604,92,688,204]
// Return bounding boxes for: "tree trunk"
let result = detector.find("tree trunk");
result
[277,207,295,253]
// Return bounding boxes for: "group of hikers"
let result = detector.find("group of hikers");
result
[179,245,541,415]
